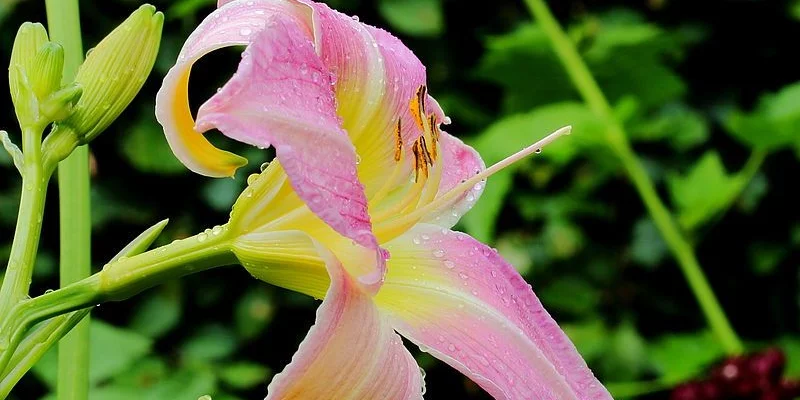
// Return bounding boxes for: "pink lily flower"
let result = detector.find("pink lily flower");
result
[155,1,612,399]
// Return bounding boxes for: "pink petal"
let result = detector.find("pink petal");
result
[196,15,387,287]
[375,224,611,400]
[266,247,423,400]
[421,132,486,228]
[309,3,439,197]
[155,0,314,177]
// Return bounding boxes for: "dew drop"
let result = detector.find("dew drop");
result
[459,272,469,280]
[412,236,421,245]
[444,260,455,269]
[197,233,208,242]
[534,148,542,154]
[447,344,455,352]
[432,249,445,258]
[299,63,308,75]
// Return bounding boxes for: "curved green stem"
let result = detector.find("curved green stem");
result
[0,228,235,375]
[0,125,49,325]
[523,0,744,354]
[0,309,90,399]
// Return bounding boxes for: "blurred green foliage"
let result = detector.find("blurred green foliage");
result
[1,0,799,399]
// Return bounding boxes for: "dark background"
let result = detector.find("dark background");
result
[1,0,799,398]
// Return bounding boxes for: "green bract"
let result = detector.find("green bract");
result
[60,4,163,143]
[9,23,51,128]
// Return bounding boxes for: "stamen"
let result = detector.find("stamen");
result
[375,126,572,240]
[393,119,403,162]
[409,85,427,132]
[419,136,433,166]
[428,114,439,160]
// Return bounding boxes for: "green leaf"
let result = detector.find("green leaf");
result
[166,0,215,19]
[181,325,238,363]
[218,362,270,390]
[129,282,182,338]
[202,178,244,212]
[648,331,724,383]
[779,337,800,378]
[462,103,605,241]
[629,103,709,150]
[33,321,153,388]
[666,151,739,229]
[142,367,216,400]
[235,288,274,340]
[724,81,800,151]
[599,321,649,381]
[378,0,443,37]
[120,110,187,174]
[630,218,668,269]
[538,276,599,317]
[561,320,609,362]
[477,12,686,113]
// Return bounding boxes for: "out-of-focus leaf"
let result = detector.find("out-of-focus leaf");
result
[130,282,182,338]
[92,186,152,228]
[202,178,243,212]
[495,233,533,276]
[667,151,739,229]
[648,331,724,383]
[749,242,787,275]
[516,194,612,222]
[737,173,768,213]
[143,367,216,400]
[378,0,443,37]
[724,81,800,151]
[630,217,668,269]
[166,0,215,19]
[539,276,599,317]
[630,103,709,150]
[779,337,800,377]
[599,321,649,381]
[218,362,270,390]
[462,102,605,241]
[562,319,609,362]
[235,287,274,340]
[181,324,238,362]
[120,111,187,175]
[477,11,686,113]
[33,321,153,388]
[543,218,584,259]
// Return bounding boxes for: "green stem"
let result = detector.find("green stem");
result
[0,309,90,399]
[44,0,88,398]
[0,127,49,324]
[523,0,744,354]
[0,229,235,375]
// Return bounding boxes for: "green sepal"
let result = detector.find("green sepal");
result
[39,83,83,123]
[62,4,164,144]
[110,219,170,263]
[0,131,24,173]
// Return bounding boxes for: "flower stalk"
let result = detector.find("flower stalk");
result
[522,0,744,354]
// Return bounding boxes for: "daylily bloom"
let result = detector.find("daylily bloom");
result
[156,0,612,399]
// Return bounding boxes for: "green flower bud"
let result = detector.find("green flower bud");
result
[28,42,65,101]
[62,4,163,143]
[8,22,49,128]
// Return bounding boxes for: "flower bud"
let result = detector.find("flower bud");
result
[28,42,65,101]
[61,4,163,143]
[8,22,49,127]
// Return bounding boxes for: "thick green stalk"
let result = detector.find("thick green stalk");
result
[523,0,744,354]
[0,229,235,376]
[0,125,49,323]
[0,310,90,399]
[44,0,90,399]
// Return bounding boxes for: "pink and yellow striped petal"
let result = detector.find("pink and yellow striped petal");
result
[155,0,314,177]
[266,248,423,400]
[375,224,612,400]
[196,15,385,287]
